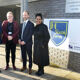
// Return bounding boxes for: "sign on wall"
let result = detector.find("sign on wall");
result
[44,19,80,53]
[66,0,80,13]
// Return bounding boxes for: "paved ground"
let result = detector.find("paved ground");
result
[0,45,80,80]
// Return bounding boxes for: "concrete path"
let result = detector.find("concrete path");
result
[0,45,80,80]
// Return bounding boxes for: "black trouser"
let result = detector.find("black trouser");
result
[5,40,16,66]
[21,44,32,69]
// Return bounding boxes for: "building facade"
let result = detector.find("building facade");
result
[0,0,80,72]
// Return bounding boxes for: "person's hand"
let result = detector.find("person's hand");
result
[21,41,26,45]
[8,36,13,40]
[18,40,21,45]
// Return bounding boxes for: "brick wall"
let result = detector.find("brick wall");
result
[29,0,80,20]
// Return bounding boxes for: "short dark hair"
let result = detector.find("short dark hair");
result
[35,13,43,19]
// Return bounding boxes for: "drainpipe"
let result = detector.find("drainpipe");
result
[20,0,28,23]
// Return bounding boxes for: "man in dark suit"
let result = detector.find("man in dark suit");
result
[19,11,34,74]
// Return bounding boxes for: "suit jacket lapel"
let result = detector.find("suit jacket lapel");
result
[23,21,29,33]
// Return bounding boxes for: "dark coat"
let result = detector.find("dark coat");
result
[0,22,2,44]
[2,20,19,44]
[33,23,50,66]
[19,20,34,45]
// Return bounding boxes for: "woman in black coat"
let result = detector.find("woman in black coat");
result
[33,13,50,76]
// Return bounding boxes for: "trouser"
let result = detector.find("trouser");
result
[21,44,32,69]
[5,40,16,66]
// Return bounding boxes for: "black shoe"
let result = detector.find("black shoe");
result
[35,69,40,75]
[36,70,44,76]
[35,71,39,75]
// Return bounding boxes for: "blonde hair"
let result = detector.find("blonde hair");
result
[6,11,13,17]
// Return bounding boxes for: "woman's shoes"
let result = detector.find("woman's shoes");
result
[35,70,39,75]
[13,65,16,70]
[5,65,16,70]
[36,70,44,76]
[5,66,9,70]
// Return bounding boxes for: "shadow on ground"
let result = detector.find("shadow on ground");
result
[0,68,70,80]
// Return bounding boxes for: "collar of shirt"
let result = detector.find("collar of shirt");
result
[24,19,29,25]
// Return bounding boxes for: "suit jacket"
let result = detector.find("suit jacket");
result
[19,20,34,45]
[2,20,19,44]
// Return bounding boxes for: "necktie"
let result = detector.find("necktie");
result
[21,22,26,39]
